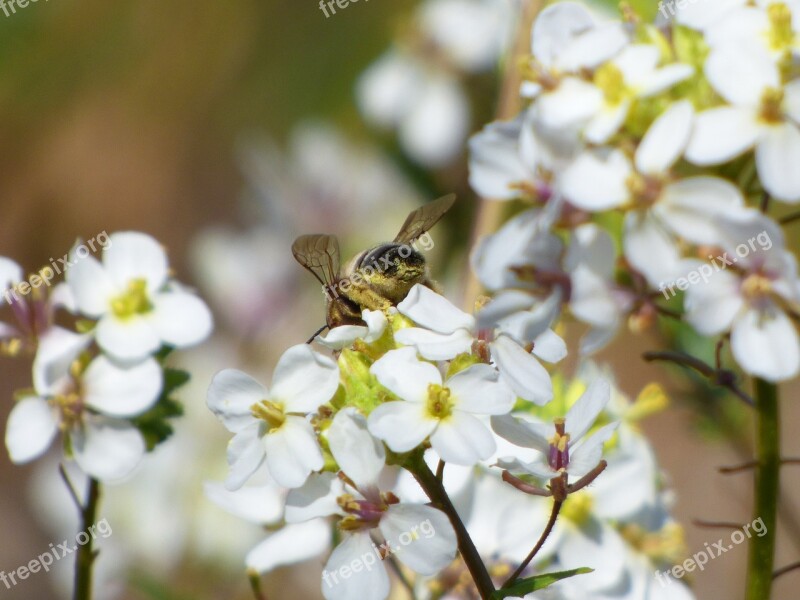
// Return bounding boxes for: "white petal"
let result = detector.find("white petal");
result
[248,519,331,574]
[370,347,440,403]
[66,255,117,318]
[317,325,369,349]
[636,100,694,174]
[264,416,324,489]
[536,78,602,130]
[783,79,800,124]
[151,291,213,349]
[328,408,385,489]
[560,149,631,210]
[468,117,530,200]
[565,378,611,442]
[82,356,162,418]
[225,421,267,491]
[657,176,745,244]
[72,418,146,482]
[379,504,457,575]
[556,519,628,590]
[446,364,515,415]
[705,44,777,106]
[367,401,435,453]
[613,44,660,84]
[430,412,496,465]
[532,329,568,363]
[285,473,343,523]
[683,266,744,335]
[397,284,475,333]
[32,326,91,396]
[203,479,284,525]
[756,123,800,203]
[676,0,746,29]
[394,327,474,361]
[5,397,59,464]
[686,107,763,165]
[362,310,388,342]
[322,532,390,600]
[638,63,694,96]
[271,344,340,413]
[731,304,800,381]
[356,51,420,127]
[490,335,553,405]
[491,414,551,453]
[103,231,169,292]
[207,369,265,433]
[95,314,161,362]
[623,210,682,287]
[584,100,630,144]
[531,2,594,69]
[557,23,629,72]
[475,290,535,329]
[0,257,22,291]
[568,422,619,479]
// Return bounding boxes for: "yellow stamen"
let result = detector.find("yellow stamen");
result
[251,400,286,431]
[426,384,454,420]
[111,279,153,319]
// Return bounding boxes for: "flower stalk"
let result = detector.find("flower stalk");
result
[74,477,101,600]
[745,379,780,600]
[406,453,495,599]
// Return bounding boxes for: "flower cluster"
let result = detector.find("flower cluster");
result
[4,232,213,481]
[469,1,800,381]
[206,280,693,599]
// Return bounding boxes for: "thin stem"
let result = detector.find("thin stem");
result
[502,499,562,588]
[407,454,495,599]
[386,557,416,599]
[774,561,800,580]
[436,459,445,483]
[73,478,101,600]
[248,570,268,600]
[780,211,800,225]
[745,379,780,600]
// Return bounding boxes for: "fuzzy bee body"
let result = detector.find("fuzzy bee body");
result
[292,194,455,334]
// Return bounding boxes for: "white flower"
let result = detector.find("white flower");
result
[368,347,515,464]
[493,378,618,483]
[286,409,458,600]
[683,214,800,381]
[396,284,560,403]
[5,327,161,481]
[686,43,800,202]
[704,2,800,60]
[206,344,339,489]
[357,51,470,167]
[67,231,213,362]
[316,309,387,349]
[563,101,749,287]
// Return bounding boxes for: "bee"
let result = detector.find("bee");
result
[292,194,456,340]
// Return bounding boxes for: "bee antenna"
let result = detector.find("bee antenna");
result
[306,324,329,345]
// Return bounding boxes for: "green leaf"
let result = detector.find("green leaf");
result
[491,568,593,599]
[131,368,189,451]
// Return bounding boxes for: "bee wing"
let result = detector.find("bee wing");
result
[291,234,341,288]
[393,193,456,244]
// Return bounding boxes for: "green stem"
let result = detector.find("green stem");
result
[73,478,101,600]
[407,454,495,599]
[745,379,779,600]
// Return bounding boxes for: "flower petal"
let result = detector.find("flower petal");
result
[430,412,496,465]
[686,107,762,165]
[264,416,324,489]
[379,504,457,575]
[370,347,441,403]
[394,327,474,361]
[490,335,553,405]
[705,43,777,106]
[623,210,682,287]
[321,532,389,600]
[225,421,267,491]
[756,123,800,203]
[5,397,59,464]
[32,326,91,397]
[569,422,618,479]
[72,417,146,482]
[207,369,265,433]
[491,414,551,454]
[66,255,117,318]
[328,408,385,490]
[103,231,169,292]
[468,116,530,200]
[397,284,475,333]
[731,303,800,381]
[95,314,161,362]
[565,378,611,442]
[271,344,340,414]
[635,100,694,175]
[285,472,343,523]
[248,519,331,574]
[83,355,163,418]
[368,401,436,453]
[446,364,515,415]
[560,149,631,210]
[151,291,213,349]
